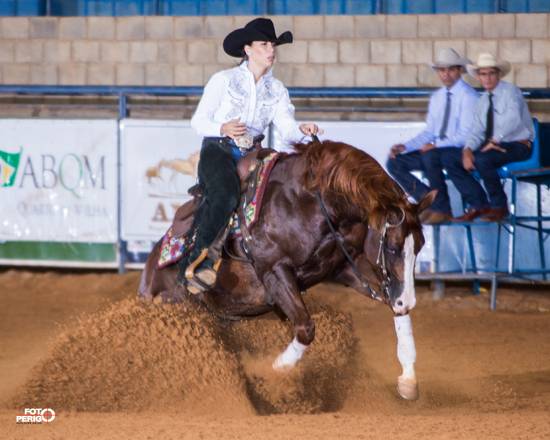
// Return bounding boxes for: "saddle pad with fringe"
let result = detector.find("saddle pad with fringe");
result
[157,151,280,268]
[157,226,196,269]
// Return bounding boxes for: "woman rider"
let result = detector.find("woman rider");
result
[178,18,321,290]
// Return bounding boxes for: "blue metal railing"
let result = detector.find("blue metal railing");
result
[1,0,550,16]
[1,85,550,100]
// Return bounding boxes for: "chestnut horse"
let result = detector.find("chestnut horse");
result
[138,139,435,400]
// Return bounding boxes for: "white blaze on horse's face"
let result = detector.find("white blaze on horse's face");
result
[392,233,417,315]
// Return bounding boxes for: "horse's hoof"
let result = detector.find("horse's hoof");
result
[397,376,419,401]
[137,292,153,302]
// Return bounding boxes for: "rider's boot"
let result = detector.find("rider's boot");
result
[185,249,218,294]
[177,246,221,295]
[182,220,233,293]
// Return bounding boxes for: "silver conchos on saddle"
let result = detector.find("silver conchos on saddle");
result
[234,133,254,151]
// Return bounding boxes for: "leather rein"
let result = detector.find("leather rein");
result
[310,134,404,303]
[316,191,391,303]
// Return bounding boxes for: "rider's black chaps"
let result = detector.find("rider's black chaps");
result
[177,137,241,273]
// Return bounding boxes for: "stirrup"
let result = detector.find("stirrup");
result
[184,248,209,280]
[186,266,219,295]
[186,276,211,295]
[184,249,221,295]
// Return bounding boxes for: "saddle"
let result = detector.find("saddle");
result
[157,147,282,288]
[186,146,274,201]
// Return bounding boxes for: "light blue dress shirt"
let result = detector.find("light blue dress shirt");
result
[466,80,534,151]
[404,78,479,152]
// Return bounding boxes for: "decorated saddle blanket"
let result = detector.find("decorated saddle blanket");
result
[157,151,281,268]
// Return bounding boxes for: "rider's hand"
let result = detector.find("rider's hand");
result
[420,142,436,154]
[299,123,323,136]
[462,147,476,171]
[221,119,247,139]
[389,144,406,159]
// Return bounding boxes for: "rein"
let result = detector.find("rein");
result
[315,191,386,303]
[309,134,404,304]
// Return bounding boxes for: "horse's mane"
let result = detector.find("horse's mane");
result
[295,140,409,227]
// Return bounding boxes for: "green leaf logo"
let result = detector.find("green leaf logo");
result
[0,148,22,187]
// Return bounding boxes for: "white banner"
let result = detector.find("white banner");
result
[121,119,426,243]
[0,119,118,243]
[316,121,425,168]
[121,119,203,241]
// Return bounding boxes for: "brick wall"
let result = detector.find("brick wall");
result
[0,14,548,87]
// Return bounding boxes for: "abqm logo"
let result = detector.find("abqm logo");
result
[0,148,107,198]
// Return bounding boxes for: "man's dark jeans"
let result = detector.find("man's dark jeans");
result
[474,141,531,208]
[387,147,488,213]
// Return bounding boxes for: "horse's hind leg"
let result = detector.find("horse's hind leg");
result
[261,264,315,370]
[138,240,183,303]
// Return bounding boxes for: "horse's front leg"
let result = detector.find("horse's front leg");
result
[394,314,419,400]
[262,264,314,371]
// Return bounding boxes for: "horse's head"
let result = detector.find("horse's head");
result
[350,190,435,315]
[298,139,436,314]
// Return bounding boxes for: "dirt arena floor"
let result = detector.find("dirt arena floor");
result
[1,268,550,440]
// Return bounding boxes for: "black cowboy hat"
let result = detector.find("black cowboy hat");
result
[223,18,293,58]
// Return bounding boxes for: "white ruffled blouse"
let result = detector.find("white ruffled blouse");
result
[190,63,303,151]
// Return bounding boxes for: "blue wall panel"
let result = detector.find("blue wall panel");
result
[406,0,434,14]
[84,0,115,15]
[227,0,261,15]
[167,0,201,15]
[467,0,495,13]
[2,0,550,16]
[346,0,376,14]
[0,0,44,16]
[530,0,550,12]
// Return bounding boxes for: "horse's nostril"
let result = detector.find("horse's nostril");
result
[397,300,403,306]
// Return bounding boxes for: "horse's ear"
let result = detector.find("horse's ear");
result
[417,190,437,214]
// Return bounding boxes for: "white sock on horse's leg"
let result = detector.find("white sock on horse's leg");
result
[394,314,417,380]
[272,337,308,370]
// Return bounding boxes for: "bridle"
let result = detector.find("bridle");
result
[310,134,405,303]
[316,191,405,303]
[375,210,405,298]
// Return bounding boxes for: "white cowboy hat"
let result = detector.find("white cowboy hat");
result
[466,53,511,77]
[431,48,470,69]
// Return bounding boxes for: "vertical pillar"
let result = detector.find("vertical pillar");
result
[117,93,128,274]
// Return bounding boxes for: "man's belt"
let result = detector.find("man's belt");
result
[486,139,532,148]
[516,139,532,148]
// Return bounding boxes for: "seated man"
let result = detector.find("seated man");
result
[459,53,534,222]
[387,48,486,224]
